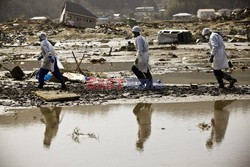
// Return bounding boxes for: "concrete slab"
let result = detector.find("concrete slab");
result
[34,90,80,102]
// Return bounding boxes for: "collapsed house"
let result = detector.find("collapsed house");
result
[197,9,216,20]
[134,6,155,21]
[158,30,192,44]
[217,9,232,17]
[172,13,193,21]
[60,1,98,28]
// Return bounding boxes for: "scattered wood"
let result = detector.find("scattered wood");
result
[72,51,84,74]
[34,90,80,102]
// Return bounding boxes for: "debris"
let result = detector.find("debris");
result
[158,29,192,44]
[168,52,178,58]
[63,72,86,83]
[197,122,211,131]
[159,58,167,61]
[108,47,112,56]
[190,84,198,89]
[72,51,84,74]
[227,35,248,42]
[0,17,62,46]
[119,41,136,51]
[0,64,25,80]
[240,65,248,70]
[70,127,98,143]
[127,41,136,51]
[90,58,106,64]
[34,90,80,102]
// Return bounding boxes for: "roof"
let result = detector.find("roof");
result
[198,9,215,12]
[158,30,191,34]
[173,13,192,17]
[218,9,231,12]
[135,7,154,10]
[31,16,47,20]
[64,1,97,19]
[159,9,166,12]
[135,6,155,12]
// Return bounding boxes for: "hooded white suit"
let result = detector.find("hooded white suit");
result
[134,35,150,73]
[40,38,56,72]
[208,32,229,70]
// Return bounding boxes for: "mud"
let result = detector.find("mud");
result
[0,78,250,107]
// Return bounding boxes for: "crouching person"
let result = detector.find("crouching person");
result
[37,32,67,90]
[131,26,153,89]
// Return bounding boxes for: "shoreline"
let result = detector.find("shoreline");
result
[1,79,250,108]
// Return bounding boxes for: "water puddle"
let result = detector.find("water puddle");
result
[0,60,133,72]
[0,100,250,167]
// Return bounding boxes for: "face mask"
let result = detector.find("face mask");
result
[205,35,209,40]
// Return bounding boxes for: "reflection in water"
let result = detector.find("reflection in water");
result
[133,103,153,152]
[40,107,63,149]
[206,100,234,149]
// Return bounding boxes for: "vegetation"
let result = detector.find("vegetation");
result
[0,0,249,22]
[166,0,250,17]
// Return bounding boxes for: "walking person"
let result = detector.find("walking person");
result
[131,26,153,89]
[202,28,237,88]
[37,32,67,90]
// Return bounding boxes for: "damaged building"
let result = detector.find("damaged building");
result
[60,1,98,28]
[172,13,193,21]
[134,6,155,21]
[197,9,216,20]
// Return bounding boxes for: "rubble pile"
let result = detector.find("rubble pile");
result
[0,80,250,107]
[95,24,128,36]
[0,15,249,46]
[0,17,64,45]
[231,8,250,20]
[1,17,62,35]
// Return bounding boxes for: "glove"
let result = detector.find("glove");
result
[135,58,138,65]
[37,55,43,61]
[209,55,214,63]
[228,61,233,68]
[48,56,54,63]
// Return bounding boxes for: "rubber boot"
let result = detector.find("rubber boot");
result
[61,84,67,91]
[216,77,224,88]
[223,73,237,88]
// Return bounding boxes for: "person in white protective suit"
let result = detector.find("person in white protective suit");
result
[131,26,153,89]
[37,32,66,90]
[202,28,237,88]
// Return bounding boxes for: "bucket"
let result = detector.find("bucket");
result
[36,71,51,81]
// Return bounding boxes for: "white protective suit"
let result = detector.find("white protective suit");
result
[208,32,229,70]
[135,35,150,73]
[39,38,56,72]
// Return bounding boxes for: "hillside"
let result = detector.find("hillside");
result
[0,0,249,22]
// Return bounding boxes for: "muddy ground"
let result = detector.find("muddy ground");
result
[1,80,250,107]
[0,18,250,107]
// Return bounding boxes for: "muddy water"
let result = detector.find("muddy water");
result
[0,100,250,167]
[0,60,133,72]
[1,60,250,84]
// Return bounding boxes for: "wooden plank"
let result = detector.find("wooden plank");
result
[72,51,84,74]
[34,90,80,102]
